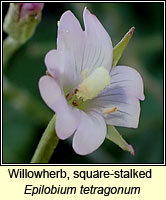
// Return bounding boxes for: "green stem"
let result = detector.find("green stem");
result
[3,36,22,71]
[31,114,59,163]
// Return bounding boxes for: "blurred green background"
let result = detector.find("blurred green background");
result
[3,2,164,164]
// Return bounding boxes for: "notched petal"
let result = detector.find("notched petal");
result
[83,7,113,72]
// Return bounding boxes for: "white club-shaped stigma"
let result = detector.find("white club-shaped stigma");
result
[76,67,111,101]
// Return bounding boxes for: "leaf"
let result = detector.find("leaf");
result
[112,27,135,66]
[106,125,135,155]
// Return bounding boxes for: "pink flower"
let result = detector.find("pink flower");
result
[39,8,145,155]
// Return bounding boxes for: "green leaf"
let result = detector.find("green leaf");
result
[106,125,135,155]
[112,27,135,66]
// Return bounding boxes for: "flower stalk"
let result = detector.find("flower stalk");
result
[3,36,21,70]
[31,114,59,163]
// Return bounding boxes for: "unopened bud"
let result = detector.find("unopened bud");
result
[18,3,44,18]
[3,3,44,43]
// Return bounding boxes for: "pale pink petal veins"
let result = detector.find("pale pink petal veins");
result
[72,111,106,155]
[110,66,145,100]
[83,7,113,73]
[93,66,145,128]
[106,98,140,128]
[57,10,85,88]
[55,8,113,90]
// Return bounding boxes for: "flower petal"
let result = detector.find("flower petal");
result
[105,98,140,128]
[44,49,72,91]
[83,7,113,73]
[39,76,81,139]
[93,66,145,128]
[57,10,85,88]
[55,103,81,140]
[72,111,106,155]
[110,66,145,100]
[44,49,63,83]
[39,75,62,112]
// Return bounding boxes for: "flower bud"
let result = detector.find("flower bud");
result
[18,3,44,18]
[3,3,44,43]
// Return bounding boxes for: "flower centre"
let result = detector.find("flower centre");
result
[66,67,111,111]
[66,90,90,110]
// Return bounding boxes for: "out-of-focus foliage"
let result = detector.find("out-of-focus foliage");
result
[3,2,164,163]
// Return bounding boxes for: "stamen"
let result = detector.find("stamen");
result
[72,100,78,106]
[102,106,117,114]
[46,70,52,77]
[66,92,73,101]
[66,93,70,98]
[74,88,79,94]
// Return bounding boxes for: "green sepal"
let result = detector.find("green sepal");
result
[106,125,135,155]
[112,27,135,66]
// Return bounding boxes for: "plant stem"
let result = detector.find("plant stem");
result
[30,114,59,163]
[3,36,21,71]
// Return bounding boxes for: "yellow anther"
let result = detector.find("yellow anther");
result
[102,106,117,114]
